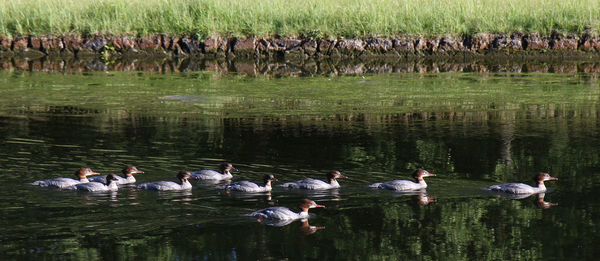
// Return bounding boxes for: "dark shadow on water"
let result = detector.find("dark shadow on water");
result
[3,56,600,77]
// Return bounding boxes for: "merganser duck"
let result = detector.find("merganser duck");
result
[223,174,277,192]
[138,171,193,191]
[369,168,436,191]
[89,165,144,185]
[70,174,119,192]
[485,172,558,194]
[191,162,236,181]
[247,199,325,222]
[29,168,100,189]
[280,171,346,190]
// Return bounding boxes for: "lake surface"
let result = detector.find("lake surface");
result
[0,66,599,260]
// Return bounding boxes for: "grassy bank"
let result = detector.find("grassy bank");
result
[1,0,599,38]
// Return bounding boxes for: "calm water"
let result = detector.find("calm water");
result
[0,68,599,260]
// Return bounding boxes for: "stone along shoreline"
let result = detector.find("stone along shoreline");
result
[2,32,600,60]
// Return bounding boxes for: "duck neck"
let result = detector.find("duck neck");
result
[107,181,118,189]
[328,179,340,187]
[535,181,547,192]
[298,207,310,217]
[415,178,427,188]
[263,180,272,187]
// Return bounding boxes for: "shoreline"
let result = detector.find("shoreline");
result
[1,33,600,60]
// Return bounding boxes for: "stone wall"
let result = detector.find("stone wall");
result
[1,33,600,59]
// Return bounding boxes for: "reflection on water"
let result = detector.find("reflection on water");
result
[536,193,558,209]
[0,70,599,260]
[3,57,600,77]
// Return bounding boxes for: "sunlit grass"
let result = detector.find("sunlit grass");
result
[0,0,599,37]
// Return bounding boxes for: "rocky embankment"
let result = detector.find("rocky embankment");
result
[2,32,600,59]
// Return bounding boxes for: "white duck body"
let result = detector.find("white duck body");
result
[138,170,193,191]
[248,206,308,220]
[191,169,233,181]
[191,162,236,181]
[281,178,339,190]
[89,166,144,185]
[222,174,277,192]
[485,172,558,195]
[280,171,345,190]
[138,180,192,191]
[247,199,325,221]
[486,183,545,194]
[226,181,271,192]
[89,175,135,185]
[71,178,119,192]
[369,168,436,192]
[370,179,427,191]
[30,177,89,189]
[29,168,99,189]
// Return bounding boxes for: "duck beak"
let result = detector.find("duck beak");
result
[425,173,436,177]
[135,170,144,174]
[314,204,326,208]
[548,176,558,181]
[87,172,101,176]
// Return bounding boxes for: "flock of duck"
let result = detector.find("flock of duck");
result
[29,162,558,223]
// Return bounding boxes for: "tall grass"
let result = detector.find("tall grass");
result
[0,0,599,37]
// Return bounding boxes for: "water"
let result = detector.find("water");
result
[0,68,599,260]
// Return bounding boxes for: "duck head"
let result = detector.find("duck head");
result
[105,174,119,185]
[412,168,436,182]
[75,168,100,180]
[534,172,558,185]
[122,165,144,177]
[263,174,277,187]
[177,170,192,182]
[299,199,325,212]
[326,170,346,182]
[219,162,238,174]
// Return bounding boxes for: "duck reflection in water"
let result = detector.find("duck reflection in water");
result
[78,190,119,204]
[392,190,436,206]
[487,190,558,209]
[222,190,276,205]
[300,219,325,235]
[536,193,558,209]
[415,192,436,206]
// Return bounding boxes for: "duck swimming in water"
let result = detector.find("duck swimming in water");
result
[138,170,193,191]
[223,174,277,192]
[247,199,325,222]
[485,172,558,194]
[88,165,144,185]
[30,168,100,189]
[280,171,346,190]
[369,168,436,191]
[191,162,236,181]
[69,174,119,192]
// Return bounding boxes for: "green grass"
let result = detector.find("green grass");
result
[0,0,599,38]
